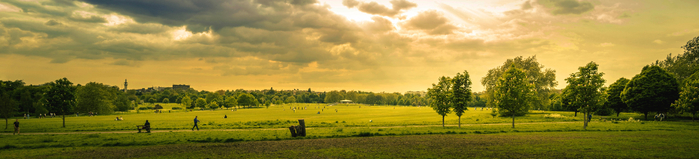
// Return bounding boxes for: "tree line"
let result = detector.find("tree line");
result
[426,36,699,128]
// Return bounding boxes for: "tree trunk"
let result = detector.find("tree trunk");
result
[62,114,66,128]
[644,112,648,120]
[574,111,578,117]
[458,116,461,128]
[512,113,515,128]
[442,115,445,127]
[583,112,588,129]
[616,112,620,117]
[692,113,695,121]
[5,118,7,130]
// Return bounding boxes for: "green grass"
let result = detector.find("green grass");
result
[1,103,651,133]
[2,103,698,158]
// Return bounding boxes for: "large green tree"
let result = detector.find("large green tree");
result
[114,93,131,111]
[46,78,77,128]
[605,78,630,117]
[427,76,452,127]
[0,92,17,129]
[225,96,237,109]
[181,95,192,111]
[672,80,699,121]
[76,82,114,115]
[482,56,557,113]
[195,98,207,109]
[564,62,605,129]
[654,36,699,84]
[494,65,534,128]
[452,70,472,128]
[237,93,258,108]
[622,66,680,120]
[324,90,343,103]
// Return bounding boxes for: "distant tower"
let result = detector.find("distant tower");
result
[124,79,128,92]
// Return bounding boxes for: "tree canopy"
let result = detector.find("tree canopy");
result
[605,77,630,117]
[622,65,680,119]
[46,78,76,128]
[563,62,605,129]
[451,70,472,128]
[482,56,556,112]
[494,65,534,128]
[427,76,452,127]
[672,79,699,120]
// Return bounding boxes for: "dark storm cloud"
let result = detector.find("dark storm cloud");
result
[342,0,417,17]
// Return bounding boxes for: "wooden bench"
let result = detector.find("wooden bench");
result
[137,125,151,133]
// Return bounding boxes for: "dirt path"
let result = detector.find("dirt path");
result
[1,121,581,135]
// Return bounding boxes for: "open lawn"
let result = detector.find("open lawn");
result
[2,103,698,158]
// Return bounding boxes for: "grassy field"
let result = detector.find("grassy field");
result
[2,103,698,158]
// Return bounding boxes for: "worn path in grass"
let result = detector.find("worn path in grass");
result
[1,121,580,135]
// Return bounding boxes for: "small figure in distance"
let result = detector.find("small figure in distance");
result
[224,115,227,118]
[317,111,320,114]
[370,120,372,123]
[192,116,200,131]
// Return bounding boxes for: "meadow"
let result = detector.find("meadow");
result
[2,103,698,158]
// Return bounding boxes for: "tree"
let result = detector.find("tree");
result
[560,86,579,116]
[672,80,699,121]
[285,96,296,104]
[114,93,131,111]
[482,56,557,112]
[195,98,207,109]
[605,78,630,117]
[494,65,534,128]
[427,76,452,127]
[224,96,237,109]
[324,91,343,103]
[207,101,219,110]
[0,92,17,129]
[564,62,605,129]
[237,93,257,108]
[181,95,192,111]
[206,92,222,105]
[19,90,33,114]
[622,66,680,120]
[148,97,156,105]
[45,78,77,128]
[76,82,114,115]
[452,70,472,128]
[654,36,699,84]
[162,98,170,103]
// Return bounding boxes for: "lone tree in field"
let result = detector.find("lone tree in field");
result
[427,76,453,127]
[672,80,699,121]
[0,92,17,129]
[482,56,557,112]
[622,65,680,120]
[237,93,258,108]
[605,78,630,117]
[46,78,76,128]
[564,62,605,129]
[494,65,534,128]
[452,70,473,128]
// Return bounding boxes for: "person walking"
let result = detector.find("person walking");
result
[13,119,20,135]
[192,116,200,131]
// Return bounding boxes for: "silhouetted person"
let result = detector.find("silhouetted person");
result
[192,116,200,131]
[13,119,19,135]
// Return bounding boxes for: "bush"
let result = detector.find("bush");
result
[154,104,163,109]
[595,107,614,116]
[171,107,182,110]
[138,107,153,110]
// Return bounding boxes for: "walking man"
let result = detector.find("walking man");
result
[192,116,200,131]
[13,119,19,135]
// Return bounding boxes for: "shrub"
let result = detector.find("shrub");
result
[171,107,182,110]
[154,104,163,109]
[595,107,614,116]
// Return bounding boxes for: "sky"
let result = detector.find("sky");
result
[1,0,698,93]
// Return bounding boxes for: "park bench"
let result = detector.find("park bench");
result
[137,125,151,133]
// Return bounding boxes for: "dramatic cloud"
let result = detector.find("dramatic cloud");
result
[0,0,697,93]
[342,0,416,17]
[402,10,458,35]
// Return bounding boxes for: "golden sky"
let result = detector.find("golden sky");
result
[1,0,698,93]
